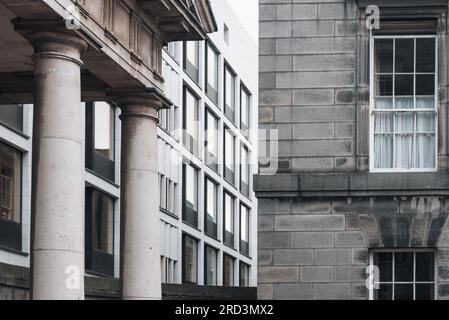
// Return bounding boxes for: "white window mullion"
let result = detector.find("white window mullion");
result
[413,252,416,300]
[413,38,417,169]
[392,39,396,169]
[392,253,395,301]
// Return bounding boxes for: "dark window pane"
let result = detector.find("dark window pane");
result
[91,190,114,254]
[239,263,250,287]
[416,252,434,282]
[394,284,414,300]
[395,252,414,282]
[0,105,23,132]
[395,39,414,73]
[375,75,393,96]
[416,284,434,300]
[205,246,217,286]
[416,75,435,95]
[0,142,21,224]
[223,255,234,287]
[374,252,393,282]
[375,284,393,300]
[416,38,435,72]
[395,75,414,95]
[375,39,393,73]
[183,235,197,284]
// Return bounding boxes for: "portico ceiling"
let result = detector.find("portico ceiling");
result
[0,0,217,104]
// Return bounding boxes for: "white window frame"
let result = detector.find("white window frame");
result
[369,248,437,300]
[369,34,438,173]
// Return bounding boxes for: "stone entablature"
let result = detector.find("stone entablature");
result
[1,0,216,94]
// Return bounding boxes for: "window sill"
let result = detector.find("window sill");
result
[85,168,119,188]
[85,270,116,279]
[204,232,220,243]
[0,121,29,139]
[223,243,238,253]
[182,219,201,232]
[0,245,28,257]
[239,251,252,260]
[160,208,179,220]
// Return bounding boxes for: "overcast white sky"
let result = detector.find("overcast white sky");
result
[225,0,258,43]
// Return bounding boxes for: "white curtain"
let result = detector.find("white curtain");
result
[395,112,414,168]
[374,110,393,168]
[396,97,413,109]
[416,111,435,168]
[416,97,434,109]
[375,97,393,109]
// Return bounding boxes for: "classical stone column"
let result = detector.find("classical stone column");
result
[110,90,168,300]
[27,31,88,300]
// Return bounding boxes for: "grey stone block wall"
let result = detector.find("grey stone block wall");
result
[257,196,449,300]
[258,0,449,300]
[259,0,357,173]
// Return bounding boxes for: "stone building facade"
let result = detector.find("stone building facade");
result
[0,0,222,300]
[257,0,449,300]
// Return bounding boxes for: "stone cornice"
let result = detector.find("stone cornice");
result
[355,0,449,9]
[254,172,449,198]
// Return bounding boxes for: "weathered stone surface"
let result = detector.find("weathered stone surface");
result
[300,266,333,283]
[258,250,274,266]
[258,284,273,300]
[259,106,274,123]
[292,157,334,171]
[314,283,350,300]
[260,56,293,72]
[292,20,334,37]
[260,4,277,21]
[258,267,300,283]
[439,248,449,262]
[276,37,356,55]
[274,283,314,300]
[259,232,291,249]
[358,214,380,247]
[335,21,358,36]
[258,198,291,214]
[335,231,366,248]
[318,3,357,19]
[292,4,318,20]
[335,123,354,139]
[291,233,333,251]
[345,213,360,230]
[260,39,276,55]
[293,54,355,71]
[274,249,314,265]
[439,283,449,299]
[351,283,368,300]
[334,266,366,283]
[291,199,332,214]
[292,88,334,105]
[315,249,352,265]
[259,215,274,232]
[275,214,345,231]
[439,230,449,247]
[352,249,369,265]
[260,21,292,39]
[438,265,449,281]
[292,123,334,140]
[276,71,355,89]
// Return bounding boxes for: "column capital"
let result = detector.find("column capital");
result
[107,87,172,121]
[13,19,88,66]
